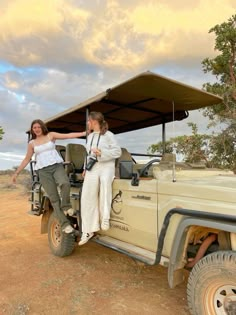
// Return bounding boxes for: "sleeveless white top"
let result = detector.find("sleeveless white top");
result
[32,140,63,170]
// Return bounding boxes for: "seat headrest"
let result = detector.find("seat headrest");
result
[65,143,86,172]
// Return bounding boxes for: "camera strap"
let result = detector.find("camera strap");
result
[88,133,101,160]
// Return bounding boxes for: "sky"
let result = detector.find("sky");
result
[0,0,235,170]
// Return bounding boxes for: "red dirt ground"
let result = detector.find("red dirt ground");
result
[0,174,190,315]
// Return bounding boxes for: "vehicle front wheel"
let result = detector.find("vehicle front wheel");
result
[48,212,76,257]
[187,251,236,315]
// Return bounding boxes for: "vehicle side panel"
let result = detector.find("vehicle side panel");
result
[100,179,158,252]
[158,179,236,258]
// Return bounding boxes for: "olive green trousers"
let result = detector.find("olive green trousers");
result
[38,163,71,229]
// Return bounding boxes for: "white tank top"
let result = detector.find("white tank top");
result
[32,139,63,170]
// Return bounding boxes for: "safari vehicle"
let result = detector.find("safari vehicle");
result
[28,71,236,315]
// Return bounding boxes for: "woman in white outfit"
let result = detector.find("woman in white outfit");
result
[12,119,86,234]
[79,112,121,246]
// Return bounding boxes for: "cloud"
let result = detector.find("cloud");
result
[0,0,235,170]
[0,0,235,71]
[0,66,125,156]
[129,0,235,65]
[0,152,26,170]
[0,152,24,162]
[0,0,90,67]
[0,67,117,110]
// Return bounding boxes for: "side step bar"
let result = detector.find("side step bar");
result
[93,235,157,265]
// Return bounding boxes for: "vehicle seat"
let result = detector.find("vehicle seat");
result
[65,143,87,183]
[56,145,66,161]
[115,148,134,177]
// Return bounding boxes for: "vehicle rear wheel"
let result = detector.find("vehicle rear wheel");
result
[187,251,236,315]
[48,212,76,257]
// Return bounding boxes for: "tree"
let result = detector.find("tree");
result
[148,15,236,172]
[148,123,236,172]
[209,127,236,173]
[148,123,210,164]
[202,14,236,124]
[0,126,4,140]
[201,14,236,173]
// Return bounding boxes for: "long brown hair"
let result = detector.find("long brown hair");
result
[89,112,108,135]
[30,119,48,140]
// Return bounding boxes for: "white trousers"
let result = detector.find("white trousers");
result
[81,161,115,234]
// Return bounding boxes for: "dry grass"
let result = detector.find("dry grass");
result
[0,172,31,195]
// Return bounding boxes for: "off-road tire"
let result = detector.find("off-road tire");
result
[48,212,76,257]
[187,251,236,315]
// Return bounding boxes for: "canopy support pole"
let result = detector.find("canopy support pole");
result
[172,101,176,182]
[162,122,166,154]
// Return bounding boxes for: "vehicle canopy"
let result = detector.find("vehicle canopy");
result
[40,71,222,134]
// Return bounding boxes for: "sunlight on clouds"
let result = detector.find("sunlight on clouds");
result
[129,0,235,61]
[3,71,22,90]
[130,0,234,34]
[0,0,235,170]
[0,0,90,65]
[82,1,145,69]
[69,0,236,68]
[0,0,63,37]
[85,0,236,68]
[5,79,20,90]
[0,0,90,37]
[0,0,235,69]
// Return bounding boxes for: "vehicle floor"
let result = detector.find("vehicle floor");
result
[0,174,190,315]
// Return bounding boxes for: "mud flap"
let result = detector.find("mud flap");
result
[168,265,185,288]
[41,210,53,234]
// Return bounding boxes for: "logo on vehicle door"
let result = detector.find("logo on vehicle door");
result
[111,190,122,215]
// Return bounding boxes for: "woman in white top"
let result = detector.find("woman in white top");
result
[79,112,121,246]
[12,119,86,234]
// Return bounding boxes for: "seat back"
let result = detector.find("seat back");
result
[55,145,66,161]
[115,147,133,177]
[65,144,87,180]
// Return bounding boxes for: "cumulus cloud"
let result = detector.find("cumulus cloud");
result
[0,0,90,67]
[0,65,127,157]
[0,0,235,169]
[0,67,118,110]
[0,0,235,70]
[129,0,235,66]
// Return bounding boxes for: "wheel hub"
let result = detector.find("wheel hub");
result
[213,285,236,314]
[51,222,61,247]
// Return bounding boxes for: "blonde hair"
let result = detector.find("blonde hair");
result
[89,111,108,135]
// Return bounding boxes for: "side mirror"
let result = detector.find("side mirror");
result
[131,172,139,186]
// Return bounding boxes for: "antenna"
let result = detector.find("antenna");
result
[172,100,176,182]
[85,107,90,143]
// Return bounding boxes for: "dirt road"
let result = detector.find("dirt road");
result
[0,174,190,315]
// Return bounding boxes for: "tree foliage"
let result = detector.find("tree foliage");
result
[148,123,210,164]
[148,15,236,173]
[201,15,236,172]
[148,123,236,173]
[209,125,236,173]
[0,126,4,141]
[202,14,236,125]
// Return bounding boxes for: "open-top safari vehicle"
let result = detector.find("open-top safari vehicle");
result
[27,71,236,315]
